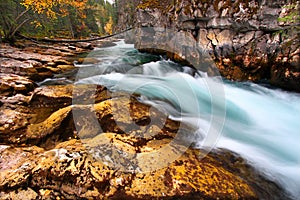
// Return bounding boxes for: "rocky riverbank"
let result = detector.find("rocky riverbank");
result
[0,40,291,199]
[118,0,300,92]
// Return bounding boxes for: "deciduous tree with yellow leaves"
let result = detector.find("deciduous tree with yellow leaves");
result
[21,0,88,19]
[0,0,89,43]
[104,16,114,35]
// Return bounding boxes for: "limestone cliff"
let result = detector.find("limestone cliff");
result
[118,0,300,91]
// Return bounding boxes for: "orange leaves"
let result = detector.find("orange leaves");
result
[30,20,42,28]
[21,0,88,19]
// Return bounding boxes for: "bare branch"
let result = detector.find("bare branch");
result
[16,9,31,22]
[10,18,30,38]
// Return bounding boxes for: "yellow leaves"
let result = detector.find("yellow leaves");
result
[46,9,57,19]
[104,16,114,35]
[30,20,42,28]
[21,0,88,19]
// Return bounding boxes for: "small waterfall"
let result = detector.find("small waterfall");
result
[73,40,300,198]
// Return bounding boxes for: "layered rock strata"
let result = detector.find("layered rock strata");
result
[122,0,300,91]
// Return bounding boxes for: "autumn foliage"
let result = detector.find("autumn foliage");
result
[104,16,114,35]
[21,0,88,19]
[0,0,117,42]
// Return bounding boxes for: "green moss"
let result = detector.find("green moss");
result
[278,3,300,24]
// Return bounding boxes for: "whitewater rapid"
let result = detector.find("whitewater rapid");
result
[73,40,300,198]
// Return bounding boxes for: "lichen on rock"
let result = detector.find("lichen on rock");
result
[0,81,291,199]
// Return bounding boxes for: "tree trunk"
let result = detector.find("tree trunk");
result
[17,27,133,43]
[9,19,30,39]
[3,9,31,44]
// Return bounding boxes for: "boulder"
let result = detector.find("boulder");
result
[0,108,31,143]
[0,58,40,78]
[0,74,35,96]
[0,145,43,189]
[0,135,288,199]
[0,86,289,199]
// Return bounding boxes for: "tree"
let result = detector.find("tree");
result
[0,0,119,42]
[0,0,89,42]
[21,0,88,19]
[104,16,113,35]
[0,0,30,43]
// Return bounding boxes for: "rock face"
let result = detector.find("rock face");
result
[120,0,300,92]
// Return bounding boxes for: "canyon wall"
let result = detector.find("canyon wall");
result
[118,0,300,91]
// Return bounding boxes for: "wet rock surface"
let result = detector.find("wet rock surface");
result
[0,40,291,199]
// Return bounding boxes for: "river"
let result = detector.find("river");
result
[41,39,300,199]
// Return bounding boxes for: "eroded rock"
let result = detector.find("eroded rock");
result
[0,73,35,97]
[0,58,40,79]
[0,44,63,63]
[0,86,290,199]
[131,0,300,92]
[29,85,74,108]
[0,145,43,189]
[0,134,289,199]
[0,107,32,143]
[0,188,38,200]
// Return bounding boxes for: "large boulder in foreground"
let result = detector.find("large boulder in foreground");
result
[0,138,256,199]
[0,136,288,199]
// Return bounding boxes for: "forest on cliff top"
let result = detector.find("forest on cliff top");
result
[0,0,118,42]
